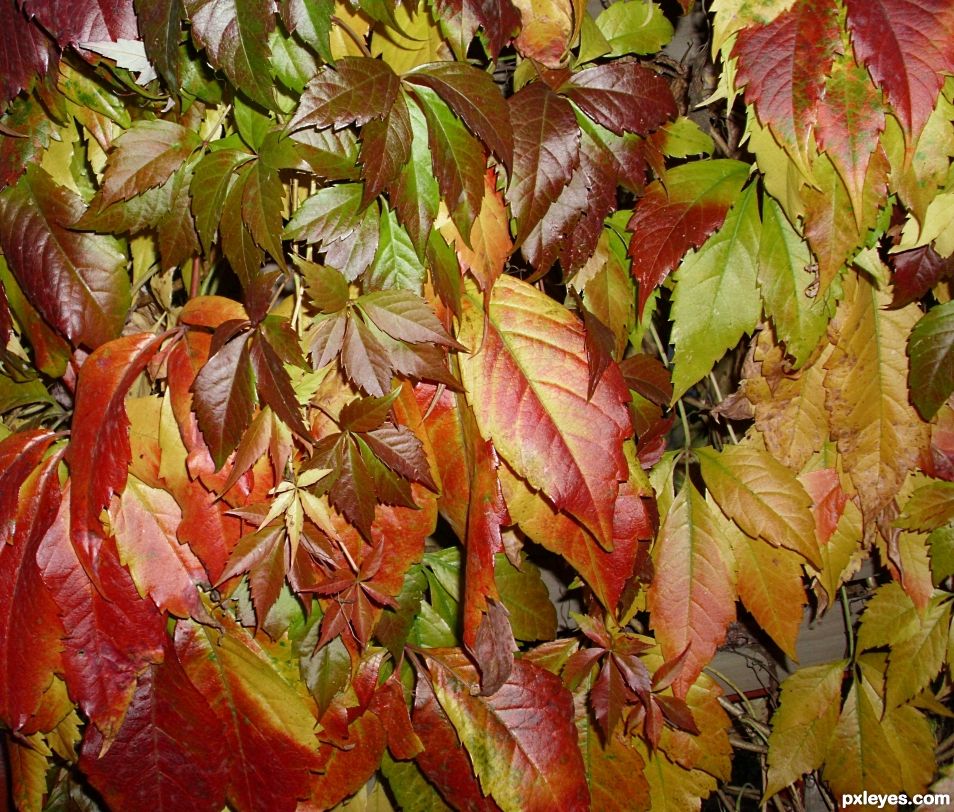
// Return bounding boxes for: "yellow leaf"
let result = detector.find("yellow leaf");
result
[884,592,951,710]
[823,273,930,522]
[636,741,718,812]
[330,4,371,59]
[896,530,935,610]
[659,670,732,781]
[370,1,452,74]
[709,0,796,53]
[9,733,50,812]
[511,0,576,67]
[696,444,820,567]
[811,499,864,611]
[764,660,846,800]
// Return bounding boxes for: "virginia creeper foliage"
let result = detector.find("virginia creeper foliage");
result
[1,0,953,809]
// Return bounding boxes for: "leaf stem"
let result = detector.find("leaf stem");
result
[707,371,738,444]
[839,586,855,662]
[332,16,373,58]
[648,322,693,451]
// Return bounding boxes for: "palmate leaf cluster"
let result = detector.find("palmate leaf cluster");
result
[0,0,953,810]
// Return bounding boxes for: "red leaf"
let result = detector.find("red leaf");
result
[308,712,387,809]
[461,0,519,57]
[627,160,749,315]
[174,615,321,812]
[0,165,129,348]
[619,354,673,407]
[0,0,57,103]
[412,673,502,811]
[80,643,229,812]
[133,0,181,92]
[19,0,138,46]
[891,244,954,308]
[561,62,677,137]
[0,429,55,546]
[732,0,839,157]
[360,90,412,204]
[362,423,439,491]
[288,56,400,132]
[249,334,311,438]
[426,650,590,811]
[36,488,165,740]
[406,61,513,171]
[844,0,954,141]
[192,333,256,471]
[68,332,167,582]
[340,315,394,396]
[0,456,64,731]
[801,468,848,546]
[508,81,580,245]
[458,276,632,550]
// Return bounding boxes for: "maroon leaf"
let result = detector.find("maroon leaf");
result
[561,62,677,137]
[467,0,519,57]
[363,422,438,491]
[508,81,580,246]
[80,643,229,812]
[288,56,400,132]
[359,289,464,348]
[340,315,394,396]
[218,523,286,626]
[249,333,310,438]
[891,244,954,308]
[0,165,129,348]
[192,333,256,471]
[619,354,673,407]
[36,488,165,740]
[0,0,57,103]
[220,163,264,292]
[339,389,400,433]
[0,455,65,732]
[19,0,139,46]
[330,438,377,538]
[95,120,200,208]
[68,332,167,581]
[844,0,954,140]
[406,61,513,171]
[360,90,412,204]
[133,0,181,92]
[183,0,277,110]
[0,429,55,546]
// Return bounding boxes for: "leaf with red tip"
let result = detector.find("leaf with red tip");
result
[288,56,400,132]
[192,334,256,471]
[406,61,513,171]
[183,0,277,110]
[174,614,321,812]
[426,649,590,811]
[844,0,954,141]
[95,120,200,208]
[109,475,211,622]
[458,275,632,550]
[0,165,129,348]
[647,483,736,698]
[80,645,229,812]
[627,160,749,316]
[891,245,954,308]
[0,429,55,546]
[508,81,580,245]
[68,332,167,580]
[0,456,64,731]
[36,489,165,740]
[732,0,839,158]
[561,61,677,136]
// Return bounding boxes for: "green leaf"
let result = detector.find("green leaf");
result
[288,56,400,132]
[909,300,954,420]
[696,445,820,567]
[896,478,954,531]
[184,0,278,110]
[380,753,454,812]
[268,25,319,95]
[365,205,427,293]
[411,83,485,240]
[594,0,673,55]
[670,182,761,399]
[191,148,255,252]
[495,555,557,642]
[391,100,440,258]
[280,0,334,64]
[764,660,846,800]
[241,159,287,270]
[757,196,831,367]
[884,593,951,709]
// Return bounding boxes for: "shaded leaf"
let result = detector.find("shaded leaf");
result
[0,428,55,546]
[249,333,310,437]
[891,244,954,309]
[133,0,182,92]
[0,1,57,104]
[909,300,954,420]
[191,148,254,253]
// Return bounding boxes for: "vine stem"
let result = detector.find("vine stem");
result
[840,586,856,662]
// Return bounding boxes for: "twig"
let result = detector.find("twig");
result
[729,736,767,754]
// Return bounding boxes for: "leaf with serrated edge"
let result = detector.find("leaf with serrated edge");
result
[359,289,462,348]
[0,165,129,348]
[897,477,954,531]
[764,660,846,800]
[696,444,820,567]
[824,273,929,520]
[884,593,951,709]
[426,650,590,811]
[366,205,427,293]
[360,90,412,204]
[191,149,254,253]
[647,482,736,698]
[670,183,761,399]
[458,276,632,550]
[184,0,277,110]
[508,81,580,246]
[909,300,954,421]
[241,159,287,271]
[391,100,440,257]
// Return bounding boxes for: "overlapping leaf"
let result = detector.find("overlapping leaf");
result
[458,275,632,550]
[0,0,57,103]
[20,0,139,45]
[909,300,954,420]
